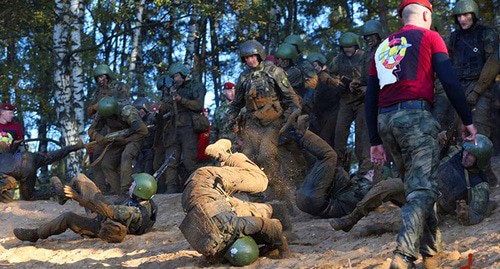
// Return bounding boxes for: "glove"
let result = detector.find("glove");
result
[466,90,479,106]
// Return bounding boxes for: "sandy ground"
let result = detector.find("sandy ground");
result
[1,157,499,269]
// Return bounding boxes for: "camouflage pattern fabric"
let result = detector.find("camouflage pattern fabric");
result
[210,101,236,144]
[377,108,441,260]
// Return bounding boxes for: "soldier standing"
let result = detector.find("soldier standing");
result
[13,173,157,243]
[155,63,206,193]
[365,1,477,268]
[87,64,130,116]
[447,0,500,187]
[227,40,300,207]
[89,97,148,196]
[132,97,156,174]
[331,32,371,176]
[209,82,237,145]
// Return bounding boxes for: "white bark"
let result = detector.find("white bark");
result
[128,0,145,88]
[184,5,200,67]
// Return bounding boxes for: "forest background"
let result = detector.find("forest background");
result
[0,0,498,180]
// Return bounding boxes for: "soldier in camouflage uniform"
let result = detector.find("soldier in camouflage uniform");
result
[365,1,477,268]
[154,63,206,193]
[210,82,237,145]
[89,96,148,196]
[87,64,130,116]
[447,0,500,187]
[180,139,290,264]
[330,134,496,232]
[307,52,341,148]
[0,132,84,203]
[275,43,306,105]
[228,40,300,207]
[331,32,371,176]
[281,113,372,218]
[13,173,157,243]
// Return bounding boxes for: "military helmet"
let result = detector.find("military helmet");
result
[239,40,266,63]
[224,236,259,266]
[93,64,115,80]
[132,173,157,200]
[284,34,306,54]
[463,134,493,171]
[156,75,174,90]
[361,20,385,39]
[168,62,190,77]
[97,96,119,118]
[275,43,299,63]
[339,32,360,47]
[133,97,150,113]
[453,0,480,19]
[307,52,327,66]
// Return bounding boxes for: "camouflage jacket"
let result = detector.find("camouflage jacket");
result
[88,81,131,115]
[330,49,366,100]
[158,78,206,129]
[228,61,301,124]
[209,101,236,144]
[91,105,148,144]
[108,198,157,235]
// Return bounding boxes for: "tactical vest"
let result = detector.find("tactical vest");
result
[242,69,279,111]
[449,25,486,80]
[132,199,157,235]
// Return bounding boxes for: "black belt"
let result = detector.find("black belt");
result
[379,100,431,114]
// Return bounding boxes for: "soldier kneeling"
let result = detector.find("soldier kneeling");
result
[180,139,291,266]
[13,173,157,243]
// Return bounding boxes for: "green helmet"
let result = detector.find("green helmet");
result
[275,43,299,63]
[361,20,385,39]
[284,34,306,54]
[132,173,157,200]
[463,134,493,171]
[239,40,266,63]
[453,0,480,19]
[97,96,119,118]
[156,75,173,90]
[339,32,360,47]
[224,236,259,266]
[307,52,327,66]
[168,62,190,77]
[93,64,115,80]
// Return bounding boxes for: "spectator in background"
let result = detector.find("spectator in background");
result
[0,103,24,142]
[197,108,211,163]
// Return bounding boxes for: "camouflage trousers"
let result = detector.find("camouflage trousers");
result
[378,108,441,260]
[354,177,406,216]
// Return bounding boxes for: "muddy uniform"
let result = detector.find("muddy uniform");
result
[154,79,205,193]
[88,81,130,116]
[331,49,371,175]
[210,101,236,145]
[295,130,372,218]
[312,70,341,148]
[0,143,83,202]
[15,174,156,242]
[180,152,285,259]
[228,61,300,204]
[134,112,156,174]
[91,105,148,195]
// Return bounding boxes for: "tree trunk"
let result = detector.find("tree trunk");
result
[128,0,146,94]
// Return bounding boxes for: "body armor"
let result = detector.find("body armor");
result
[449,25,486,80]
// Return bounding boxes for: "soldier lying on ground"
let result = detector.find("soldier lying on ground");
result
[330,134,497,232]
[13,173,157,243]
[280,110,372,218]
[0,132,84,203]
[179,139,291,266]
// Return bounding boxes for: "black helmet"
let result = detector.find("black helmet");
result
[239,40,266,63]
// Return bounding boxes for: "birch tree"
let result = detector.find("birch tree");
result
[53,0,85,178]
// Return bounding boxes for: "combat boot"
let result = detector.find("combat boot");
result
[50,176,67,205]
[13,228,39,242]
[423,254,441,269]
[205,139,232,162]
[329,208,364,232]
[389,253,415,269]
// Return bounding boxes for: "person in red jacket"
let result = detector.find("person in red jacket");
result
[0,103,24,142]
[196,108,211,163]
